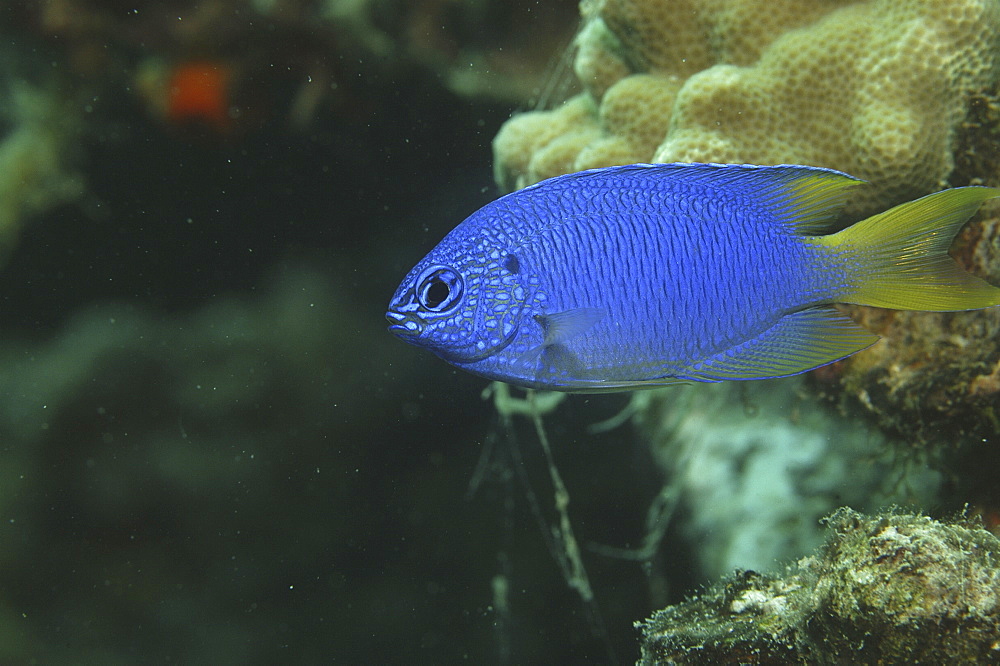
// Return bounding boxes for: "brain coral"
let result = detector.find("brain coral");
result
[493,0,1000,214]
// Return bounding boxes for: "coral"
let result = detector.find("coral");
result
[493,0,1000,215]
[638,509,1000,664]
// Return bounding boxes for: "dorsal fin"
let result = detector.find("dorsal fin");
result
[738,164,863,235]
[542,162,864,235]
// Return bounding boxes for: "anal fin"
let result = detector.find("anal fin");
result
[686,307,877,381]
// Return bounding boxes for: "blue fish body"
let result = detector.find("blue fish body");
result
[387,163,1000,392]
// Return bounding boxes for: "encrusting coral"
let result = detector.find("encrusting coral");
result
[494,0,1000,216]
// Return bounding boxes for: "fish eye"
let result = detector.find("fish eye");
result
[423,279,449,308]
[416,266,463,312]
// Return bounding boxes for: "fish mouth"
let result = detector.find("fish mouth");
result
[386,310,423,337]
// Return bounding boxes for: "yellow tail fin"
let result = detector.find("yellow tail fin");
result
[818,187,1000,311]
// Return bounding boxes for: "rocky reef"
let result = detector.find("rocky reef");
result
[638,509,1000,664]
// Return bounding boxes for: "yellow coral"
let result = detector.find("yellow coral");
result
[494,0,1000,214]
[493,95,599,191]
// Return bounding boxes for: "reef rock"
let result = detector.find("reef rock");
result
[638,509,1000,664]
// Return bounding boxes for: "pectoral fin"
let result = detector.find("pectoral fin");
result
[538,307,605,346]
[516,307,605,368]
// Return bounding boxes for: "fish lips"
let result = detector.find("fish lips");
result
[385,310,424,339]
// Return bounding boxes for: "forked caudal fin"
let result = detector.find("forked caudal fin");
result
[817,186,1000,311]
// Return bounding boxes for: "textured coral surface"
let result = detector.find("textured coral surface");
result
[494,0,1000,215]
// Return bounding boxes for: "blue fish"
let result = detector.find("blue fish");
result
[386,163,1000,392]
